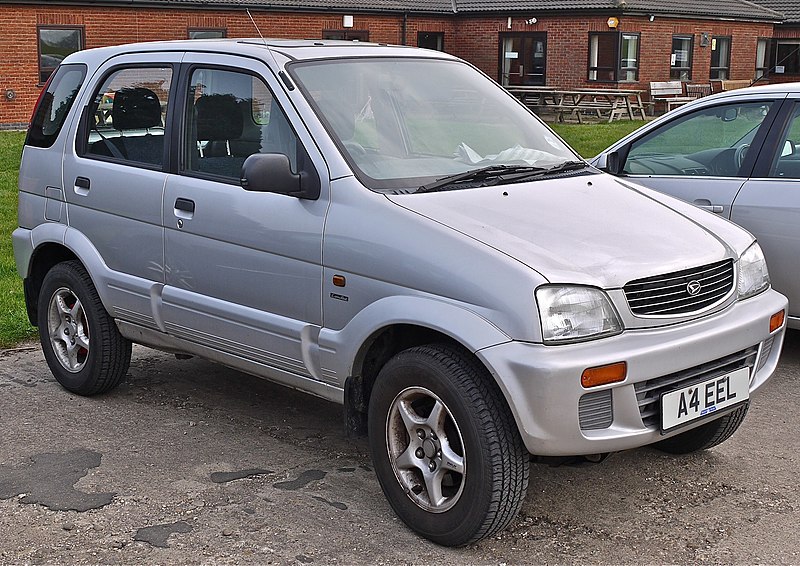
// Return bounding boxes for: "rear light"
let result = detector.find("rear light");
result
[581,362,627,388]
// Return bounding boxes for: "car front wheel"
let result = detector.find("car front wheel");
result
[368,344,529,546]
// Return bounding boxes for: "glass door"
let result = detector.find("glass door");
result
[500,33,547,86]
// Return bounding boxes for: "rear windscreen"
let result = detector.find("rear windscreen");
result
[26,63,86,148]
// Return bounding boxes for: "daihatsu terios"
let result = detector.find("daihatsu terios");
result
[13,39,787,546]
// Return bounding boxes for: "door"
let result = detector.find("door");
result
[500,33,546,86]
[62,54,179,325]
[731,97,800,321]
[161,54,330,380]
[614,97,781,218]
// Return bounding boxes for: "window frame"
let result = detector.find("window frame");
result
[77,63,176,171]
[671,34,694,81]
[417,32,445,52]
[322,30,370,41]
[179,64,306,186]
[756,37,771,80]
[187,28,227,40]
[710,36,731,80]
[37,25,85,85]
[770,38,800,75]
[587,31,640,83]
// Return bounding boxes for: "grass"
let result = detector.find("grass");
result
[0,119,640,348]
[0,130,35,348]
[550,119,647,158]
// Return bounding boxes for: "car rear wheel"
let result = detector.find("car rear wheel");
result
[38,261,131,395]
[368,344,529,546]
[654,403,749,454]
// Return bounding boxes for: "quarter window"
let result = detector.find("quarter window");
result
[183,68,301,181]
[83,67,173,167]
[671,35,694,81]
[38,26,84,84]
[710,36,731,80]
[588,32,639,82]
[26,64,86,149]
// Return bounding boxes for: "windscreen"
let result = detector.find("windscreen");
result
[291,57,576,191]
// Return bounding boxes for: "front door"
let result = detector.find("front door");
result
[161,54,330,382]
[500,33,546,86]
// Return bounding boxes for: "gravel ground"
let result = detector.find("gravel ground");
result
[1,330,798,564]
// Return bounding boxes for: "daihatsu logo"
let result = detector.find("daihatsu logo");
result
[687,281,702,296]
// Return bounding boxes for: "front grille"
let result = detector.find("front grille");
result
[579,390,613,430]
[634,345,758,429]
[624,259,734,316]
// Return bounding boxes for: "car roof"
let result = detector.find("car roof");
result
[62,38,457,68]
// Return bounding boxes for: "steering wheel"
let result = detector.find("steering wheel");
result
[734,143,750,170]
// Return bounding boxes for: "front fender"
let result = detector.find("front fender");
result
[318,295,512,384]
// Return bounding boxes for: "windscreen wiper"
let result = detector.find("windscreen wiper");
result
[415,164,545,193]
[505,160,588,183]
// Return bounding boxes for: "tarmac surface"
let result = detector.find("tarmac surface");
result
[1,330,798,564]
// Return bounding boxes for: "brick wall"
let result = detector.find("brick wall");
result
[451,14,776,90]
[0,4,790,126]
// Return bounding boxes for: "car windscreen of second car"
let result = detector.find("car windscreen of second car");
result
[290,57,577,191]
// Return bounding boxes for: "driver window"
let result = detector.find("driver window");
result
[623,102,773,177]
[769,103,800,178]
[183,68,299,182]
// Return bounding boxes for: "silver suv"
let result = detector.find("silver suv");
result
[13,39,788,546]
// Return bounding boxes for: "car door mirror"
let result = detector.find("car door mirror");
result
[781,139,796,157]
[240,153,320,200]
[599,150,623,175]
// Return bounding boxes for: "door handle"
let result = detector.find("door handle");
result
[693,199,724,214]
[74,176,90,196]
[174,198,195,220]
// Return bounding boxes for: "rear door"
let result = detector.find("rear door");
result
[160,53,331,381]
[62,53,179,325]
[731,94,800,321]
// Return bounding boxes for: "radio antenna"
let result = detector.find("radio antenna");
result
[245,8,295,90]
[246,8,266,42]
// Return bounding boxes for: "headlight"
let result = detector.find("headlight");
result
[738,242,770,299]
[536,285,623,344]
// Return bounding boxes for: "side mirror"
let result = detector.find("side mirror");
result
[782,139,796,157]
[598,150,623,175]
[240,153,320,200]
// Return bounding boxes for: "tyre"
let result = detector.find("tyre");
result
[38,261,132,395]
[654,403,749,454]
[368,344,529,546]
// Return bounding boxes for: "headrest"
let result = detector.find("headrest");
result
[112,88,162,130]
[195,94,243,141]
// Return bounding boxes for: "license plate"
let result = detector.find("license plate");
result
[661,367,750,431]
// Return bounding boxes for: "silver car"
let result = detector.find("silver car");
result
[593,83,800,329]
[13,40,788,546]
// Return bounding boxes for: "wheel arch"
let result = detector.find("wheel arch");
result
[23,225,112,326]
[329,296,512,437]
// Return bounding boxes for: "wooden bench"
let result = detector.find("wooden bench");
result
[649,81,695,113]
[720,79,751,91]
[685,83,712,99]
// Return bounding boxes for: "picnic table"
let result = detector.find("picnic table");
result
[505,86,647,123]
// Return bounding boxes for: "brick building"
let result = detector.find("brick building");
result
[0,0,793,128]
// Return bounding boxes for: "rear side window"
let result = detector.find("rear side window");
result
[83,66,173,168]
[26,63,86,149]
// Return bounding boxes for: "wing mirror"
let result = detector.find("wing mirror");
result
[597,150,623,175]
[240,153,320,200]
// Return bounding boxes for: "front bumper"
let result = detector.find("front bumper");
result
[478,288,788,456]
